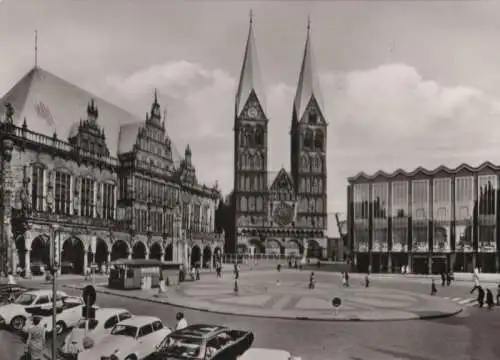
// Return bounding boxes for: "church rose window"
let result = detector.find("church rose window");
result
[273,202,294,226]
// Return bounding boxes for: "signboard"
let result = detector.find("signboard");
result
[82,285,96,306]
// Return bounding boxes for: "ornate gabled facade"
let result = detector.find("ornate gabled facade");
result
[0,66,223,276]
[231,18,328,258]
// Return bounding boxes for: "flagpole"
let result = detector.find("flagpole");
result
[34,30,38,68]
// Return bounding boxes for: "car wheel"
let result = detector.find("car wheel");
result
[55,321,66,335]
[10,316,26,331]
[124,356,137,360]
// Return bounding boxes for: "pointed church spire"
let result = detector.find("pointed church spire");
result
[293,17,323,121]
[235,10,266,118]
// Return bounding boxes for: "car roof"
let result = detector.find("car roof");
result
[24,290,66,296]
[95,308,129,319]
[173,324,227,338]
[239,348,292,360]
[118,316,160,326]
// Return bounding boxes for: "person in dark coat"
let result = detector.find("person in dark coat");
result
[345,272,350,287]
[486,289,494,309]
[477,286,485,308]
[446,272,452,287]
[440,272,446,287]
[496,284,500,305]
[277,264,281,272]
[308,272,315,289]
[431,279,437,295]
[364,274,370,288]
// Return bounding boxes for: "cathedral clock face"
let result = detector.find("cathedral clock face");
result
[273,202,294,226]
[247,106,258,119]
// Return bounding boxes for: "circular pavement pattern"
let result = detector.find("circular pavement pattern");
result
[148,270,462,321]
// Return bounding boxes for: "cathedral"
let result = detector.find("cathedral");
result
[231,18,328,258]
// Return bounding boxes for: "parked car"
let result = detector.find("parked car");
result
[0,284,29,305]
[59,308,133,357]
[30,262,46,276]
[238,348,302,360]
[79,316,171,360]
[145,324,254,360]
[24,296,84,335]
[0,290,67,331]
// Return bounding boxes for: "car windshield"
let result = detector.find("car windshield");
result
[14,293,37,305]
[111,325,137,338]
[77,319,99,330]
[159,335,202,358]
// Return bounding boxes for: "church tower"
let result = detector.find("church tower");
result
[290,21,328,233]
[233,13,269,244]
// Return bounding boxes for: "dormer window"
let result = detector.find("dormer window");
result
[309,111,318,124]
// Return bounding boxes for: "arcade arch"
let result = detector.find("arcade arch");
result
[249,239,265,254]
[202,246,212,268]
[191,245,201,267]
[94,238,108,265]
[132,241,147,259]
[266,238,284,255]
[30,235,50,268]
[61,237,85,274]
[164,243,173,261]
[111,240,129,261]
[150,242,163,260]
[307,239,322,259]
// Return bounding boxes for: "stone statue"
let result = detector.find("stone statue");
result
[4,103,14,125]
[19,176,31,214]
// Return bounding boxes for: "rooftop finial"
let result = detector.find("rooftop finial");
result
[249,9,253,24]
[34,30,38,68]
[154,88,158,103]
[307,15,311,34]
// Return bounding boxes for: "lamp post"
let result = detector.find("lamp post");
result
[50,224,60,360]
[0,103,15,277]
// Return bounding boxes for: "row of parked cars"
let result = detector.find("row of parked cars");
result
[0,288,301,360]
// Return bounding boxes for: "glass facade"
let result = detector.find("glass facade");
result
[433,178,451,252]
[478,175,497,251]
[455,176,474,252]
[372,183,388,251]
[353,184,370,251]
[391,181,408,252]
[412,180,429,252]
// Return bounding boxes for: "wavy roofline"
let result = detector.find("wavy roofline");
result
[348,161,499,182]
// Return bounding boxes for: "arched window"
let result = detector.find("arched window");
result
[305,178,311,192]
[239,176,245,190]
[256,197,263,211]
[316,198,323,212]
[248,154,254,169]
[245,176,250,191]
[254,154,260,170]
[239,129,246,147]
[314,130,324,150]
[309,110,318,124]
[300,198,307,212]
[309,198,315,212]
[317,157,323,172]
[303,129,313,148]
[240,197,247,212]
[300,179,306,193]
[302,155,310,172]
[245,126,253,147]
[255,126,264,146]
[253,176,258,191]
[248,197,255,211]
[318,179,323,192]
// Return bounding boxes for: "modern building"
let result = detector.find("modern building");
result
[0,66,224,276]
[229,19,328,258]
[347,162,500,274]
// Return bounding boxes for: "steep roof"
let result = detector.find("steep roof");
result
[293,22,324,121]
[0,66,148,156]
[235,16,266,118]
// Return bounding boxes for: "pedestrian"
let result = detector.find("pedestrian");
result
[440,272,446,287]
[470,271,481,293]
[496,284,500,306]
[216,262,222,278]
[364,273,370,288]
[277,264,281,272]
[341,272,346,287]
[345,272,350,287]
[195,266,200,281]
[430,279,437,295]
[486,289,494,309]
[175,312,188,330]
[190,266,196,281]
[233,263,239,280]
[25,316,45,360]
[446,272,452,287]
[308,272,315,289]
[294,259,298,269]
[477,286,485,308]
[288,259,292,269]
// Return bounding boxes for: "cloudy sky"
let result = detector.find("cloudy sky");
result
[2,0,500,235]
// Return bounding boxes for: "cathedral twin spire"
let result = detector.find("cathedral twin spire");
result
[235,13,324,120]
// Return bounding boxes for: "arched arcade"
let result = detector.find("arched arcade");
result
[111,240,129,261]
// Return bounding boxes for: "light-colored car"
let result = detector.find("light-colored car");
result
[24,296,84,335]
[79,316,171,360]
[239,348,302,360]
[60,308,133,356]
[0,290,67,331]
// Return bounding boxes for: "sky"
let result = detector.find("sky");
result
[2,0,500,236]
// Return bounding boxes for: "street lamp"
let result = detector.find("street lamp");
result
[49,224,60,360]
[0,103,15,276]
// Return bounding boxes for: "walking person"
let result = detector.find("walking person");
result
[440,272,446,287]
[233,263,239,280]
[364,273,370,288]
[341,272,347,287]
[195,266,200,281]
[430,279,437,295]
[446,271,453,287]
[25,316,45,360]
[496,284,500,305]
[216,262,222,278]
[308,272,315,289]
[477,286,485,308]
[175,312,188,330]
[470,271,481,294]
[345,272,350,287]
[486,289,494,309]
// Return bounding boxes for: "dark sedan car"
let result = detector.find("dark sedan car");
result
[145,324,254,360]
